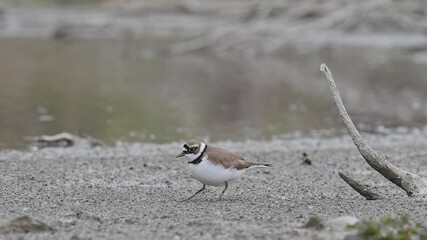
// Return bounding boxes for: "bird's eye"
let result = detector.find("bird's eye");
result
[190,147,196,152]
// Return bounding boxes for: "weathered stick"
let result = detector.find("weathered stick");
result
[339,171,384,200]
[320,63,427,196]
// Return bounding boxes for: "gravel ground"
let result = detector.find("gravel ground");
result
[0,1,426,239]
[1,131,427,239]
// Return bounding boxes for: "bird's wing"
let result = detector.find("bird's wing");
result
[204,146,251,170]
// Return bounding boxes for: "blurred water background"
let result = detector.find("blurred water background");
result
[1,0,427,149]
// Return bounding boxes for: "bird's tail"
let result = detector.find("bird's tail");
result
[248,162,272,168]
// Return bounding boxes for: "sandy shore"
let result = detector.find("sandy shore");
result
[0,131,426,239]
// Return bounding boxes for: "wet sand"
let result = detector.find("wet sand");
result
[1,131,426,239]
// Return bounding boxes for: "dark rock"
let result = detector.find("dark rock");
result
[302,216,325,230]
[301,152,312,165]
[0,216,53,233]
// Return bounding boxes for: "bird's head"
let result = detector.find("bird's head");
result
[176,140,205,161]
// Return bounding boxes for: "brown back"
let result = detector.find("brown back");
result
[204,145,252,170]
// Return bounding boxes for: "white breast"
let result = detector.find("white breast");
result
[188,156,246,186]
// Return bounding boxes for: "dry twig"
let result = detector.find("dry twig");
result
[338,171,384,200]
[320,63,427,196]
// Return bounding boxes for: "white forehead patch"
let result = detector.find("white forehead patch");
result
[189,144,198,147]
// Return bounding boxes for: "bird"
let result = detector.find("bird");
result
[176,140,272,201]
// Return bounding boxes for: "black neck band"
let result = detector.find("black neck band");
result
[188,145,207,165]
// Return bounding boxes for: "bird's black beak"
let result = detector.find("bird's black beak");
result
[176,152,186,158]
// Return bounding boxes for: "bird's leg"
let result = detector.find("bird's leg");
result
[183,184,206,201]
[218,181,228,200]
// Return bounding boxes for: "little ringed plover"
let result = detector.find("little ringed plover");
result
[176,140,272,201]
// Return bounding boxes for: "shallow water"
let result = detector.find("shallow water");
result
[0,37,426,149]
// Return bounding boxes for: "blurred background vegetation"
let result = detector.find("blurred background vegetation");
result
[0,0,106,5]
[0,0,426,148]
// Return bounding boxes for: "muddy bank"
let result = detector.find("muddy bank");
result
[0,132,426,239]
[2,0,427,41]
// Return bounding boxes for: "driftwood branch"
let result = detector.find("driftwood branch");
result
[320,63,427,196]
[339,171,384,200]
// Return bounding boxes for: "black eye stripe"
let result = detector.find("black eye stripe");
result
[183,144,189,150]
